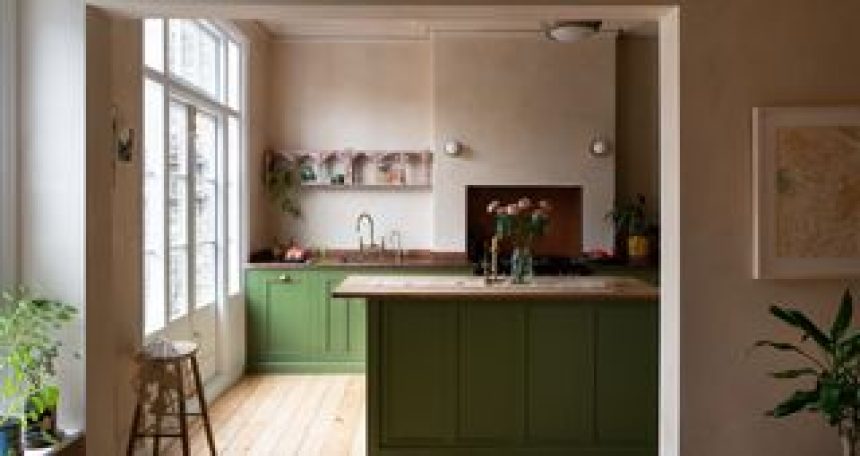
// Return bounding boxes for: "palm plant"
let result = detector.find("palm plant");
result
[756,289,860,456]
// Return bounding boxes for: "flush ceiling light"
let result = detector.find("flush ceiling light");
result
[545,20,602,42]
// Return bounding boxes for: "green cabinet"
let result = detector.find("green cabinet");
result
[319,271,366,361]
[246,267,468,373]
[370,298,658,455]
[246,270,317,368]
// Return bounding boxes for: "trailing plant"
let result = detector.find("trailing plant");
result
[755,288,860,456]
[0,286,77,443]
[264,150,301,217]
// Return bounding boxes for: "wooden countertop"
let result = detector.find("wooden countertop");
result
[333,275,659,300]
[245,250,470,270]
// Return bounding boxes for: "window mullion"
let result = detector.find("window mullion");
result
[161,18,171,331]
[187,104,197,325]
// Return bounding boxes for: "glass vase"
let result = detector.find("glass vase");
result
[510,246,534,284]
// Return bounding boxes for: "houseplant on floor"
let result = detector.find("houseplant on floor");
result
[0,286,77,452]
[755,288,860,456]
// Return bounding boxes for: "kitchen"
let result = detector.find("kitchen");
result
[242,14,660,456]
[87,5,662,455]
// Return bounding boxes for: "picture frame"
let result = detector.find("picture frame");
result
[753,106,860,279]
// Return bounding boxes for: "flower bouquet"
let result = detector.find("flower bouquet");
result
[487,197,551,283]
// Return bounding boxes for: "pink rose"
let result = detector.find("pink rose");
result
[518,197,532,209]
[487,200,500,214]
[506,204,519,216]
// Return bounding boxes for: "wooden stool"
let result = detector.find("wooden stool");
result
[126,340,216,456]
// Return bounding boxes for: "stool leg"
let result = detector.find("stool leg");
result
[175,360,191,456]
[126,400,142,456]
[190,356,217,455]
[152,377,162,456]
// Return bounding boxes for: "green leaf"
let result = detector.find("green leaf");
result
[768,368,818,379]
[767,389,819,418]
[831,289,854,342]
[769,306,832,351]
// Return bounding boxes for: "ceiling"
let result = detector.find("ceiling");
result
[90,2,661,41]
[258,17,658,41]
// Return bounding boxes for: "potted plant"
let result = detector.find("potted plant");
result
[487,198,551,284]
[0,286,77,452]
[606,194,650,265]
[755,289,860,456]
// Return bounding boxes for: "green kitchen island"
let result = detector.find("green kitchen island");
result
[334,275,659,456]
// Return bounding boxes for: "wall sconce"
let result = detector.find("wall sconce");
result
[443,140,463,157]
[589,137,611,157]
[111,105,134,163]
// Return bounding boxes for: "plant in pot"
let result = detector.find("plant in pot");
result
[606,194,650,266]
[0,286,77,452]
[755,289,860,456]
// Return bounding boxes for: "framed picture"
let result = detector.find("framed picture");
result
[753,106,860,279]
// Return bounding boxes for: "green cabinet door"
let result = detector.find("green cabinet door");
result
[320,272,366,361]
[595,301,658,446]
[378,300,458,444]
[527,303,595,444]
[459,303,525,443]
[246,270,316,368]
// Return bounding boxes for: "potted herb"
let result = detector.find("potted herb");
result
[606,194,650,265]
[0,286,77,451]
[755,289,860,456]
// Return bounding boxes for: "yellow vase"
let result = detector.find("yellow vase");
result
[628,235,650,265]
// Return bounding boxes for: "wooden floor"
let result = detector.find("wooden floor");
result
[158,374,366,456]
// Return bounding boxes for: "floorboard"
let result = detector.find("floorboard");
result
[152,374,366,456]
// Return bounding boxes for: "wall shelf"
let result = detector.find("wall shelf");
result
[277,149,433,189]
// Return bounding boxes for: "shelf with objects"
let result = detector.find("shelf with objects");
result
[271,149,433,190]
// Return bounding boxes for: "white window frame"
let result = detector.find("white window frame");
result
[0,0,19,288]
[142,18,246,336]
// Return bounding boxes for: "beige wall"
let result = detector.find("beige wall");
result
[433,34,616,251]
[19,0,87,431]
[268,40,435,249]
[85,9,143,454]
[237,21,277,253]
[616,35,659,218]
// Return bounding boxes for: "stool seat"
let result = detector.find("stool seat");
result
[127,339,216,456]
[142,340,199,361]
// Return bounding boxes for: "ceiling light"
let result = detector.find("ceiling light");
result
[545,21,602,42]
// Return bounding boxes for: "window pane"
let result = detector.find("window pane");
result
[143,78,165,334]
[195,243,217,306]
[144,18,164,72]
[227,115,240,294]
[227,40,240,110]
[168,19,222,101]
[168,101,189,319]
[195,111,219,307]
[169,248,189,319]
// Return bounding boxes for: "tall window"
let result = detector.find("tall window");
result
[143,19,243,336]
